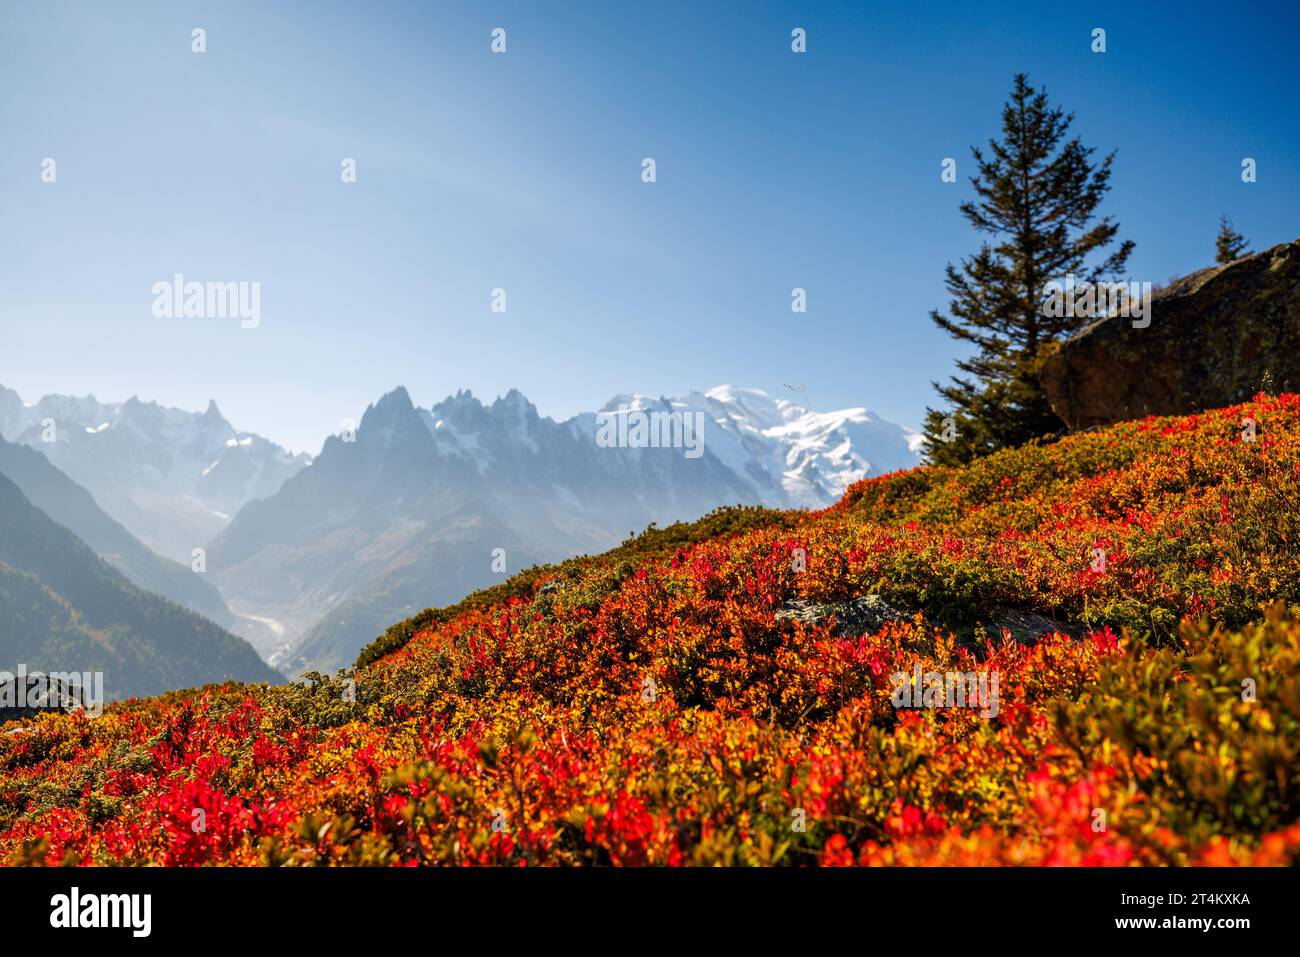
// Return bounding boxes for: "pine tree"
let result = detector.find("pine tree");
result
[1215,214,1250,264]
[922,74,1133,465]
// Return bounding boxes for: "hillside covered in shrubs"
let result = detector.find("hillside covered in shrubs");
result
[2,395,1299,866]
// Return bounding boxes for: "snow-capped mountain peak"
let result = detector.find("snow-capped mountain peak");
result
[592,385,920,509]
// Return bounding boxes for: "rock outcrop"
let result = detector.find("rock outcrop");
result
[1040,238,1300,430]
[775,595,914,636]
[775,596,1085,645]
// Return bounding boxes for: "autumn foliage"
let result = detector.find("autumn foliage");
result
[2,395,1299,866]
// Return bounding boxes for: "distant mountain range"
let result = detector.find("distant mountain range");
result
[0,385,309,565]
[0,383,920,677]
[209,385,920,672]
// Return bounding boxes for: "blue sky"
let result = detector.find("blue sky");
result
[2,0,1297,453]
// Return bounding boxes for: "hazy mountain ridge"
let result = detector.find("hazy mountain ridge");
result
[0,472,282,697]
[0,436,234,627]
[0,384,309,565]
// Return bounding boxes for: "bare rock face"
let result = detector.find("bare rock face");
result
[775,595,914,636]
[1040,238,1300,430]
[775,596,1085,645]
